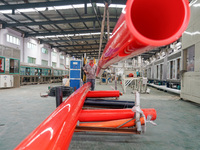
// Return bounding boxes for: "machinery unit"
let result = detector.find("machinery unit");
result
[146,50,182,90]
[100,71,108,85]
[0,44,20,88]
[70,60,81,90]
[0,75,14,88]
[20,63,69,85]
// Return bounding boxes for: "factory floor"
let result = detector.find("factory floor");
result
[0,82,200,150]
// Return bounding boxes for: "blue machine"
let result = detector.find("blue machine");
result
[70,60,81,90]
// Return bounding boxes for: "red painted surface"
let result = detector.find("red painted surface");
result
[79,117,145,128]
[15,83,91,150]
[86,90,120,98]
[96,0,190,76]
[79,108,156,122]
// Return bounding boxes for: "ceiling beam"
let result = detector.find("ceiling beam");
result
[25,29,113,37]
[68,52,99,54]
[0,0,84,10]
[67,50,102,53]
[0,0,126,10]
[52,42,106,48]
[41,37,103,44]
[61,47,104,51]
[6,17,118,27]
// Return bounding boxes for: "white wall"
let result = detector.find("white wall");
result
[39,44,51,66]
[0,28,23,60]
[0,28,69,67]
[24,38,39,64]
[181,1,200,104]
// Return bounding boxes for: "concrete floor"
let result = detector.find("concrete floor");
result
[0,82,200,150]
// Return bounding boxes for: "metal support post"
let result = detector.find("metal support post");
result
[56,87,63,107]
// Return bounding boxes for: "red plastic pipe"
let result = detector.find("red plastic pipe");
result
[79,108,156,122]
[86,90,121,98]
[96,0,190,76]
[15,83,91,150]
[79,117,145,128]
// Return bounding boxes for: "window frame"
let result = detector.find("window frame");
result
[9,58,20,74]
[28,56,36,64]
[0,56,6,74]
[41,59,48,66]
[6,34,20,46]
[27,42,37,50]
[41,47,48,54]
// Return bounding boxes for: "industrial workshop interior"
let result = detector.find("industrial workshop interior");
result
[0,0,199,150]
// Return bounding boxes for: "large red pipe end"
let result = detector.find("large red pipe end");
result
[96,0,190,76]
[126,0,190,46]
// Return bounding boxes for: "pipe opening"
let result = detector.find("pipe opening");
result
[130,0,186,40]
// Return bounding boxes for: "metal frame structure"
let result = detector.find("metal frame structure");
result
[0,0,171,59]
[0,0,126,58]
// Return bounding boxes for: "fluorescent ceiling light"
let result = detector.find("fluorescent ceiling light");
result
[109,4,126,8]
[67,34,75,37]
[96,3,105,7]
[35,36,44,39]
[54,5,73,10]
[76,33,91,36]
[0,2,127,14]
[0,10,12,14]
[35,7,47,11]
[96,3,125,8]
[56,35,66,38]
[18,8,35,12]
[36,32,111,39]
[73,4,84,8]
[91,32,101,35]
[87,4,92,7]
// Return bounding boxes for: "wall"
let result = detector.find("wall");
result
[39,44,51,66]
[0,28,23,60]
[181,1,200,104]
[24,38,39,64]
[0,28,69,68]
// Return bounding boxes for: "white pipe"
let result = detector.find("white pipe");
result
[148,83,180,94]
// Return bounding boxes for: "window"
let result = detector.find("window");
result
[6,34,9,42]
[52,62,57,67]
[24,67,30,75]
[54,69,58,76]
[6,34,20,45]
[60,55,64,59]
[30,68,35,76]
[52,52,57,57]
[177,58,181,79]
[41,48,48,54]
[10,58,20,74]
[28,57,36,64]
[48,69,51,76]
[187,46,195,72]
[170,61,173,79]
[27,42,37,50]
[20,66,26,75]
[42,60,48,66]
[66,57,70,65]
[160,64,163,80]
[167,62,170,79]
[0,57,5,73]
[60,64,65,69]
[156,65,159,79]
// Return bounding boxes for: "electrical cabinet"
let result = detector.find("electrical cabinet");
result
[70,60,81,90]
[0,75,14,88]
